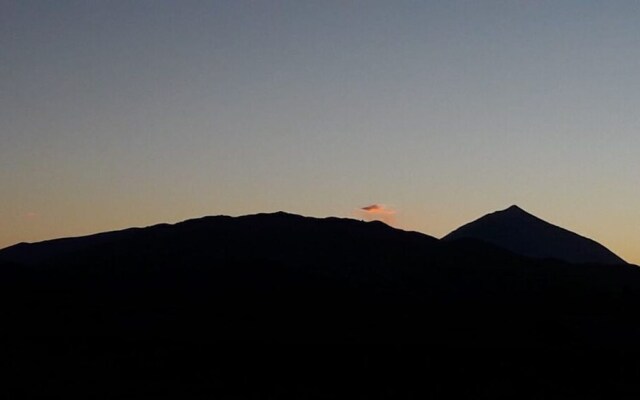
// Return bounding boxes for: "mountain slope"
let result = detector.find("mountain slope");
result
[1,210,639,347]
[2,211,640,397]
[0,212,438,274]
[443,205,626,265]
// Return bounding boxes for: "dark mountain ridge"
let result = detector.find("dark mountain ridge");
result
[0,212,438,273]
[0,210,637,343]
[444,205,626,265]
[1,210,640,398]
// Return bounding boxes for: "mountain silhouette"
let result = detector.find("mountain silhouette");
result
[0,210,636,345]
[2,211,640,397]
[0,211,438,268]
[443,205,626,265]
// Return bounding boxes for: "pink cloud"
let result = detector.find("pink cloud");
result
[358,204,397,225]
[361,204,396,215]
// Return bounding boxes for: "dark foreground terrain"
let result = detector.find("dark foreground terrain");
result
[1,212,640,398]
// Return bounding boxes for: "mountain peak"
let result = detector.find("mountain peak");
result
[498,205,534,217]
[444,206,626,265]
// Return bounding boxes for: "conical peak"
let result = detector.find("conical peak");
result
[496,205,536,219]
[444,205,627,265]
[502,205,526,213]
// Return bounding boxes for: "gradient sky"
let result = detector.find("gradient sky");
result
[2,1,639,263]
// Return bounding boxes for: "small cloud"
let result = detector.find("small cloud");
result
[24,212,38,219]
[361,204,396,215]
[358,204,397,225]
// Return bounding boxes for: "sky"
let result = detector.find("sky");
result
[1,1,639,263]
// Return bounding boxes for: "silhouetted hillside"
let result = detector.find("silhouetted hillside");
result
[1,211,640,398]
[444,205,626,264]
[1,211,638,345]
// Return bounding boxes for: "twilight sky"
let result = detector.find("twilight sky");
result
[1,1,639,263]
